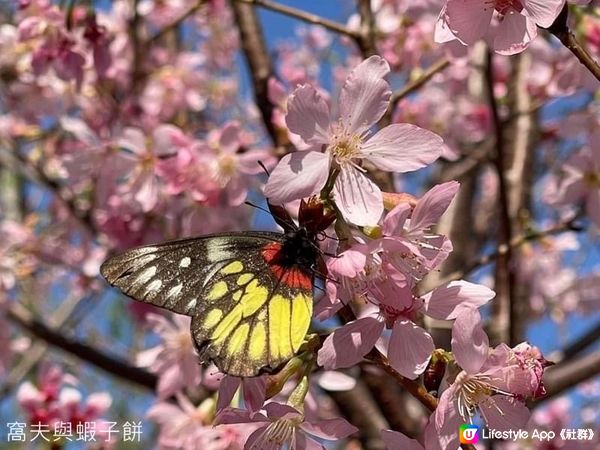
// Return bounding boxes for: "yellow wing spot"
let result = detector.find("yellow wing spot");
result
[291,293,312,351]
[236,273,254,286]
[227,323,250,355]
[269,294,292,361]
[207,280,228,301]
[203,308,224,330]
[249,321,266,361]
[232,290,243,302]
[221,260,243,275]
[257,309,267,321]
[211,305,243,343]
[240,280,269,317]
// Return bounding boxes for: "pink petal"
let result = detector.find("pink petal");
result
[216,376,241,413]
[219,122,241,153]
[387,320,434,379]
[428,395,462,450]
[317,317,384,369]
[146,402,184,424]
[215,408,267,425]
[152,125,188,157]
[300,417,358,440]
[424,281,496,320]
[327,244,368,277]
[434,7,458,44]
[333,165,383,226]
[316,371,357,391]
[264,402,302,420]
[445,0,493,44]
[524,0,565,27]
[285,85,330,144]
[134,174,158,212]
[451,308,489,374]
[118,127,146,154]
[382,203,411,236]
[493,12,537,55]
[242,376,266,414]
[242,425,269,450]
[409,181,459,232]
[338,55,391,135]
[361,124,442,173]
[85,392,112,416]
[381,430,424,450]
[156,364,181,399]
[480,396,530,430]
[263,151,329,203]
[267,77,287,106]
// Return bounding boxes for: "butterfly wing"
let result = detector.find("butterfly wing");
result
[100,232,314,377]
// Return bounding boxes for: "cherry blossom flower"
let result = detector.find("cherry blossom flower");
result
[216,402,357,450]
[136,313,202,399]
[317,182,497,378]
[116,125,188,212]
[318,279,495,379]
[431,308,549,450]
[435,0,566,55]
[264,55,443,226]
[203,122,275,206]
[147,394,255,450]
[552,145,600,228]
[17,365,111,429]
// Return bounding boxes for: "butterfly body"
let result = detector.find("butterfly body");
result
[100,199,335,377]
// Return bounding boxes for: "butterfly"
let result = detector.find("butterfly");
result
[100,198,335,377]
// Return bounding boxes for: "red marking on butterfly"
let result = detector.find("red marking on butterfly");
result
[261,242,312,290]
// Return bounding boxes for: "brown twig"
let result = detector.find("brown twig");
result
[380,57,450,126]
[357,0,377,56]
[237,0,359,39]
[429,217,584,291]
[146,1,204,45]
[7,303,158,391]
[229,0,286,148]
[364,349,438,412]
[549,320,600,363]
[485,50,515,346]
[0,146,95,235]
[546,5,600,82]
[536,351,600,404]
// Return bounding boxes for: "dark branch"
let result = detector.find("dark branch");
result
[7,304,157,391]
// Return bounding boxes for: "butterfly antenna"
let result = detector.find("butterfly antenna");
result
[257,160,270,176]
[244,201,298,232]
[245,201,272,215]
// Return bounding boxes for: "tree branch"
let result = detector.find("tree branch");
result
[429,217,584,291]
[7,303,157,391]
[536,351,600,404]
[146,0,204,46]
[0,146,95,236]
[356,0,376,56]
[381,57,450,126]
[548,320,600,363]
[485,50,515,346]
[229,0,287,149]
[546,5,600,82]
[238,0,359,39]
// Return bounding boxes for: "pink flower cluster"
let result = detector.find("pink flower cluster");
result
[17,365,112,433]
